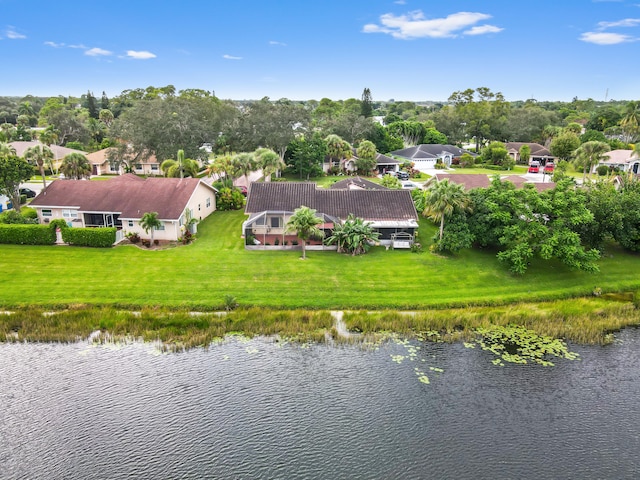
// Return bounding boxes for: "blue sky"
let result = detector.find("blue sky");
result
[1,0,639,102]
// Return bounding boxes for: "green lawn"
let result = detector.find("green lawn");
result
[2,210,640,309]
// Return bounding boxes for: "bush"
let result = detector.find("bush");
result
[0,210,37,224]
[126,232,141,244]
[216,187,245,211]
[596,165,610,176]
[0,224,56,245]
[61,227,116,247]
[22,208,38,220]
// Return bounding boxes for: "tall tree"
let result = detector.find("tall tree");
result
[0,154,34,210]
[160,149,200,178]
[361,88,373,118]
[284,134,327,180]
[285,205,324,259]
[24,145,53,188]
[550,132,580,162]
[448,87,509,152]
[422,179,470,242]
[573,141,611,183]
[140,211,162,244]
[255,148,284,182]
[519,144,531,165]
[324,134,352,170]
[60,152,91,180]
[232,152,256,185]
[355,140,377,175]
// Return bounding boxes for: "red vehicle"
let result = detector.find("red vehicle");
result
[543,162,555,174]
[528,161,540,173]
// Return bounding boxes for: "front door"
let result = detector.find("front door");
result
[105,214,113,227]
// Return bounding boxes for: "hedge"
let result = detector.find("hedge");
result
[62,227,116,248]
[0,224,56,245]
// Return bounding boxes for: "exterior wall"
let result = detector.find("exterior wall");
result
[35,206,84,226]
[185,183,217,222]
[120,218,181,241]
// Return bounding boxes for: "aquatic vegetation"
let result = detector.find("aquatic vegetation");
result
[473,325,579,366]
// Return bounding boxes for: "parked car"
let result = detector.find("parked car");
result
[397,171,410,180]
[401,181,420,190]
[236,185,248,196]
[528,161,540,174]
[543,162,555,174]
[19,188,36,198]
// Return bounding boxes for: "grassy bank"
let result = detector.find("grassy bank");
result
[1,296,639,349]
[2,210,640,310]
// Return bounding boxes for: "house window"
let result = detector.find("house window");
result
[62,209,78,219]
[154,222,165,231]
[110,163,118,172]
[42,209,52,217]
[255,216,266,226]
[128,220,134,227]
[206,197,211,208]
[151,165,159,171]
[198,204,201,211]
[270,217,281,228]
[135,163,142,170]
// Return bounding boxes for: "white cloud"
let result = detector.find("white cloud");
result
[85,47,112,56]
[597,18,640,29]
[223,54,242,60]
[68,44,87,49]
[464,24,503,35]
[44,41,64,48]
[126,50,156,59]
[269,40,287,46]
[362,11,498,39]
[394,0,406,4]
[6,28,26,39]
[580,31,634,44]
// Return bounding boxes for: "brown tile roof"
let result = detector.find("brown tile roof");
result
[30,176,214,220]
[434,173,491,190]
[505,142,551,157]
[329,176,389,190]
[245,182,418,221]
[9,141,86,157]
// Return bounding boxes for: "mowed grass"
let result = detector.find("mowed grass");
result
[1,209,640,309]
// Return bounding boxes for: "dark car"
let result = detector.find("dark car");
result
[397,171,410,181]
[19,188,36,198]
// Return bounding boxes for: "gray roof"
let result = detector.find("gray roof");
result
[9,141,86,157]
[392,144,471,160]
[245,182,418,221]
[505,142,552,157]
[329,177,389,190]
[30,174,215,220]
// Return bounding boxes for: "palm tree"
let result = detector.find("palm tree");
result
[38,127,60,174]
[325,134,352,171]
[0,142,16,157]
[232,152,256,185]
[255,148,284,182]
[573,141,611,184]
[140,211,162,244]
[326,214,380,255]
[60,152,91,180]
[160,149,200,178]
[285,205,324,259]
[621,101,640,143]
[24,145,54,188]
[423,179,470,242]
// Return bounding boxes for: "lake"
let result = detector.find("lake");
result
[2,329,640,479]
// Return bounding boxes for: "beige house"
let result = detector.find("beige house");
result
[9,140,87,173]
[30,175,217,241]
[86,147,161,176]
[595,149,640,174]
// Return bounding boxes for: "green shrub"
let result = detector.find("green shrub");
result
[21,208,38,220]
[0,224,56,244]
[62,227,116,247]
[216,187,245,211]
[596,165,610,176]
[0,210,37,224]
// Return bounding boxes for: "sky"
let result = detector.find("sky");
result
[1,0,639,103]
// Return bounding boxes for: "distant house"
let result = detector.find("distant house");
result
[595,149,640,174]
[434,173,555,192]
[243,182,418,249]
[29,175,217,241]
[86,147,161,176]
[505,142,554,166]
[324,150,400,175]
[391,144,474,171]
[9,141,86,172]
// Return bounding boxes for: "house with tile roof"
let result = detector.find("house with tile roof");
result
[325,150,400,175]
[594,149,640,174]
[9,141,86,173]
[243,182,418,249]
[86,147,161,176]
[433,173,555,192]
[328,176,389,190]
[505,142,554,166]
[391,144,474,172]
[29,175,217,241]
